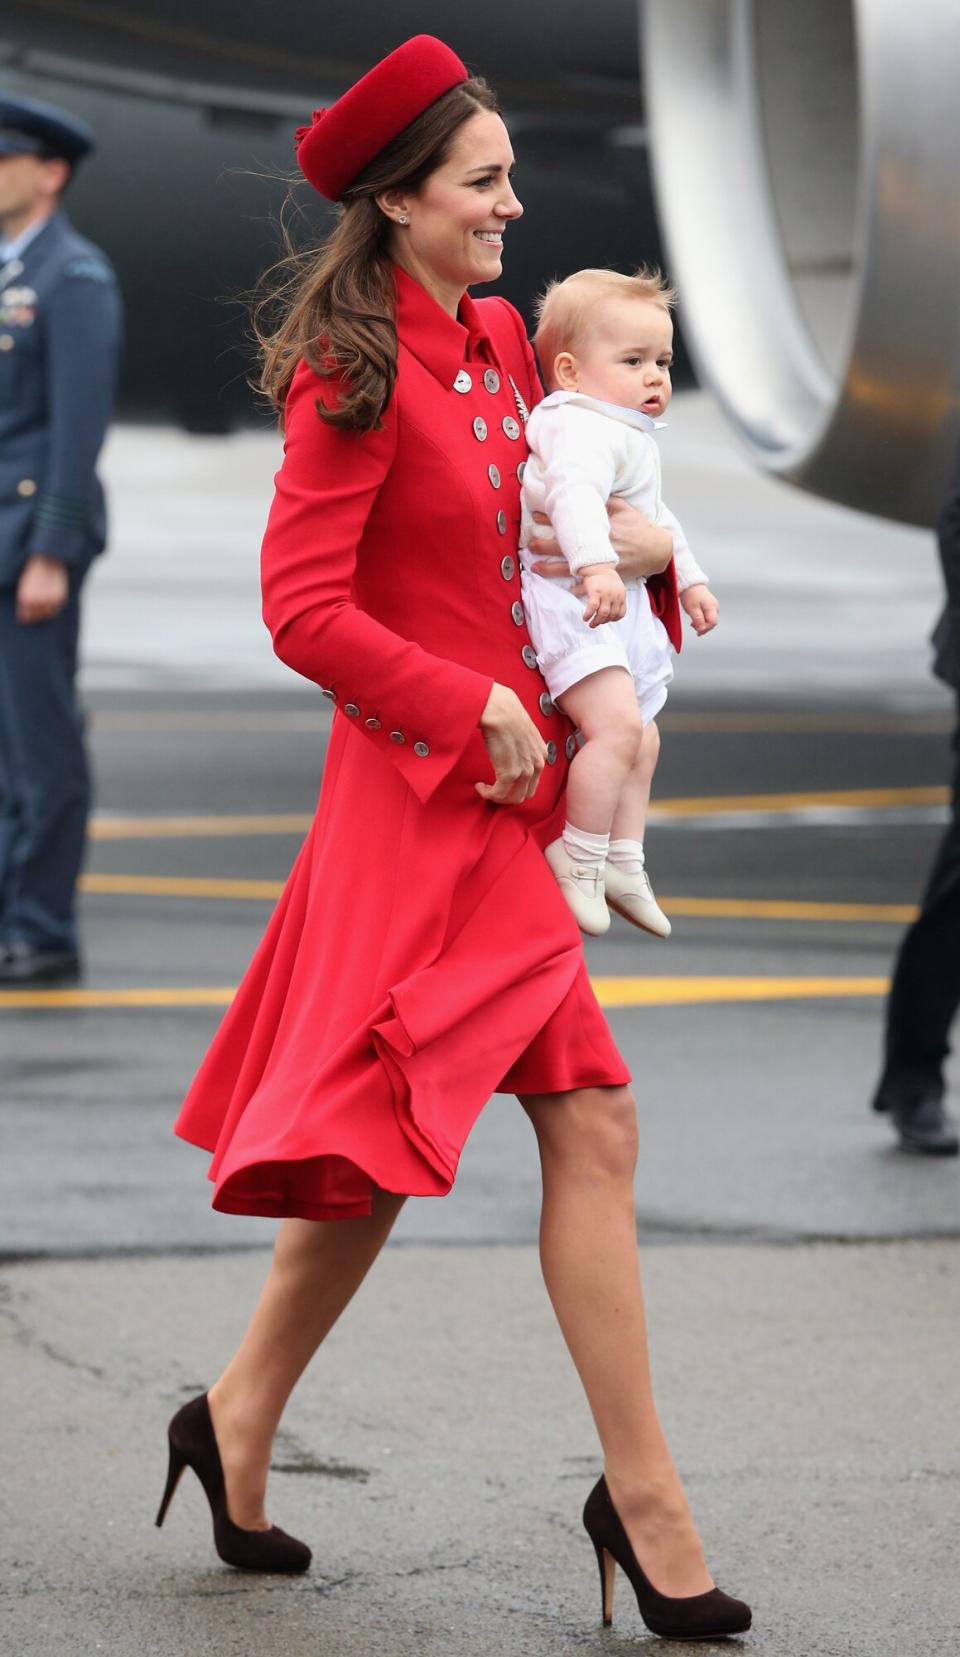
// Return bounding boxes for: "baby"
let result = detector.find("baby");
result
[520,267,719,936]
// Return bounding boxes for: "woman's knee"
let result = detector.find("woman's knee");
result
[526,1085,639,1184]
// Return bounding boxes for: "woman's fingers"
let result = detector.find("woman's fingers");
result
[477,682,547,804]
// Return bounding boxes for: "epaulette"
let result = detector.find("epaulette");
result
[64,255,113,283]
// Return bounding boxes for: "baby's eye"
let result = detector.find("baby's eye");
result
[624,356,643,366]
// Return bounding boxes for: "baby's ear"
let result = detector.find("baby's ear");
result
[553,352,579,390]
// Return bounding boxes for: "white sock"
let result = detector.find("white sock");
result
[562,822,610,870]
[608,837,645,873]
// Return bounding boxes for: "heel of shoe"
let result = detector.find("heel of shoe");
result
[155,1436,188,1528]
[593,1538,616,1627]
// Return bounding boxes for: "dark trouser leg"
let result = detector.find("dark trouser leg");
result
[0,579,90,954]
[877,697,960,1100]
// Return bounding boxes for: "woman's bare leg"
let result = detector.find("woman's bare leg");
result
[206,1187,406,1528]
[520,1086,713,1596]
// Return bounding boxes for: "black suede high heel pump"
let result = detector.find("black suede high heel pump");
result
[156,1393,312,1572]
[583,1476,751,1640]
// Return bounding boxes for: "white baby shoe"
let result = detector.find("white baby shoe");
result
[545,839,611,936]
[604,859,671,937]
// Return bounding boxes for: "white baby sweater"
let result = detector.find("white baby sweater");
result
[520,391,707,590]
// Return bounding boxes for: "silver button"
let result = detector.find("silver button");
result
[473,417,488,441]
[16,478,37,497]
[320,687,337,703]
[413,741,430,758]
[487,463,501,489]
[517,461,527,483]
[539,692,553,716]
[502,416,521,441]
[344,702,361,717]
[545,741,558,765]
[0,334,14,352]
[389,730,406,744]
[500,555,515,580]
[496,509,508,535]
[521,645,538,669]
[565,733,578,760]
[365,716,382,730]
[483,368,501,394]
[454,370,473,393]
[511,600,524,626]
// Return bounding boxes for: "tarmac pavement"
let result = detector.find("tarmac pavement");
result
[2,396,959,1652]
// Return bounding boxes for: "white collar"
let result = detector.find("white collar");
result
[0,211,54,265]
[537,389,667,433]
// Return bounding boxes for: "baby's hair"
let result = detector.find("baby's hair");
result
[534,266,677,389]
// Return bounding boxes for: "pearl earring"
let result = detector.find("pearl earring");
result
[398,214,408,225]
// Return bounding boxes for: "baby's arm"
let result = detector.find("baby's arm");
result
[530,407,627,624]
[659,501,719,636]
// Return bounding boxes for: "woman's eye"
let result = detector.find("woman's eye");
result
[473,175,495,188]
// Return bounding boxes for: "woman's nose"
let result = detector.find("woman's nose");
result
[497,186,523,221]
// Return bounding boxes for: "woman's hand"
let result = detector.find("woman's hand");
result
[476,682,548,804]
[528,502,674,589]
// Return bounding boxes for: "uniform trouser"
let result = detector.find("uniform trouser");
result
[0,576,89,954]
[880,692,960,1096]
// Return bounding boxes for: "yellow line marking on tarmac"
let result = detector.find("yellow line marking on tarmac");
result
[649,786,948,818]
[0,976,891,1011]
[86,787,948,841]
[77,875,919,924]
[80,874,285,899]
[591,976,891,1007]
[89,814,314,840]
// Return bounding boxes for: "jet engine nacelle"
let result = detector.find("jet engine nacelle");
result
[640,0,960,525]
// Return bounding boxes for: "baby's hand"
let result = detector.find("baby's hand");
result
[681,583,720,636]
[580,563,627,628]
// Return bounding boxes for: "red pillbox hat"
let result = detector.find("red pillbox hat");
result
[295,35,469,201]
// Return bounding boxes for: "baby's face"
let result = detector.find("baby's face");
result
[557,296,674,418]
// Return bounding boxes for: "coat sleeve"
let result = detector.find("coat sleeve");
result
[260,362,494,805]
[33,254,122,565]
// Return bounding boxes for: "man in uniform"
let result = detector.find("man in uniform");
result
[0,94,121,984]
[871,442,960,1155]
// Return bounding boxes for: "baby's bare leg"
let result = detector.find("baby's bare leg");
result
[611,719,661,844]
[559,668,645,835]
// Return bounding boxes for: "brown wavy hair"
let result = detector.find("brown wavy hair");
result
[254,76,499,432]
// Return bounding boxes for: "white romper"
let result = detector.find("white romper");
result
[519,391,706,722]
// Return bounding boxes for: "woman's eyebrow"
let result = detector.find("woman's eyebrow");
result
[464,161,515,175]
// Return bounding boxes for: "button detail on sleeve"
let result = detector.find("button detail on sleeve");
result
[413,741,430,757]
[473,417,487,441]
[389,730,406,744]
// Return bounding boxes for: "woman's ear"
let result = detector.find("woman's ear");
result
[375,188,412,226]
[553,352,579,390]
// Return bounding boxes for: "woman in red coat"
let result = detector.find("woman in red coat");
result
[164,37,751,1641]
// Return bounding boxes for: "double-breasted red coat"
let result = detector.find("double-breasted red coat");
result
[175,266,630,1220]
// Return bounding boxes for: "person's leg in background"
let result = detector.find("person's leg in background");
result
[872,693,960,1154]
[0,576,89,980]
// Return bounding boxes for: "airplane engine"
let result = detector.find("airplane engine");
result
[640,0,960,525]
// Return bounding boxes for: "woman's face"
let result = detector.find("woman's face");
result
[383,110,523,311]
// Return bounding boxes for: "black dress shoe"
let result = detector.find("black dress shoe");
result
[0,939,81,985]
[874,1084,959,1156]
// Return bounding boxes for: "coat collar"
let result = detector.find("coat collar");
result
[394,264,496,387]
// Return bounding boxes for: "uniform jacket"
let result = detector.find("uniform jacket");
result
[175,266,628,1220]
[0,208,122,588]
[932,437,960,690]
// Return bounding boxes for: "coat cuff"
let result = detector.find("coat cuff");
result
[321,670,494,805]
[29,492,90,566]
